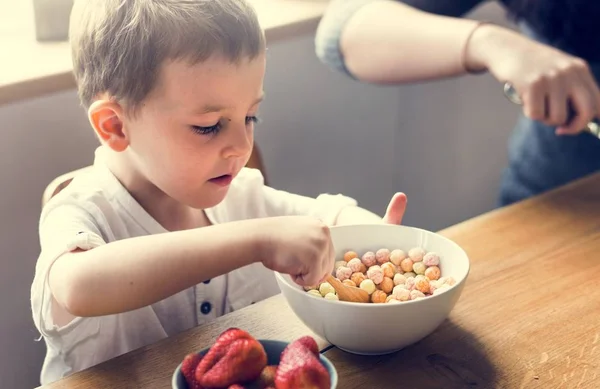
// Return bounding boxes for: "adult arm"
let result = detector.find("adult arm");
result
[316,0,600,133]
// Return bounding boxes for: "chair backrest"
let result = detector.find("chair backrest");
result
[42,144,269,207]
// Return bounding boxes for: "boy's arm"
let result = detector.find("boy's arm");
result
[49,219,267,318]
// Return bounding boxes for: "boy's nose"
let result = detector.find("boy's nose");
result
[221,123,252,159]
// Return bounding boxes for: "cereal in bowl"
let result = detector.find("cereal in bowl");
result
[305,247,455,304]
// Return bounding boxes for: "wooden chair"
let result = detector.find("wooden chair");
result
[42,144,269,207]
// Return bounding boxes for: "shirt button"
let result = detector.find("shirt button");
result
[200,302,212,315]
[203,279,211,284]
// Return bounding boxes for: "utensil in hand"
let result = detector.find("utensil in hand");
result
[503,82,600,139]
[325,274,370,303]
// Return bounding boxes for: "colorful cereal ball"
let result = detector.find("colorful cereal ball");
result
[433,284,451,295]
[371,290,387,303]
[408,247,426,262]
[412,261,427,275]
[392,285,410,301]
[375,248,391,264]
[307,289,322,298]
[347,258,363,273]
[343,251,358,262]
[410,290,426,300]
[366,265,384,285]
[359,279,377,295]
[380,262,396,278]
[335,266,352,281]
[414,275,431,294]
[424,266,441,281]
[351,272,366,286]
[423,252,440,267]
[361,251,377,267]
[393,273,407,286]
[389,249,407,266]
[319,282,335,297]
[400,258,414,273]
[429,280,444,294]
[437,277,455,287]
[378,277,394,294]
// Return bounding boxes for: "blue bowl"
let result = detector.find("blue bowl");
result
[172,339,338,388]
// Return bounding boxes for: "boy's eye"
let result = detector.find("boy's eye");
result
[246,115,259,125]
[191,123,221,135]
[190,116,259,136]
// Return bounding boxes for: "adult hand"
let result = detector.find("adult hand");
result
[467,24,600,135]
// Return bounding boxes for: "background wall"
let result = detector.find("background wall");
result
[258,3,519,229]
[0,2,518,387]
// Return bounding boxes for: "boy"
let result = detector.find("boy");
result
[31,0,408,384]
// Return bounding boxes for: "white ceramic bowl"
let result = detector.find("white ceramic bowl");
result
[275,224,469,355]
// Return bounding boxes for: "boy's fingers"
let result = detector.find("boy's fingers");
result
[295,271,323,288]
[382,192,407,225]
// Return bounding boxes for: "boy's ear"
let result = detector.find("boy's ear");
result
[88,100,129,152]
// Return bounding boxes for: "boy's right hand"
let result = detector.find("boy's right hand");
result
[257,216,335,287]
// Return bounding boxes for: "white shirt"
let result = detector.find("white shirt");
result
[31,147,357,385]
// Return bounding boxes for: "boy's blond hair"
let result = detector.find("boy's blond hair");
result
[69,0,265,112]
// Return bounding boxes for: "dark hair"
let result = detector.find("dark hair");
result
[503,0,600,61]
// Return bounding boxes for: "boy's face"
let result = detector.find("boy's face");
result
[122,53,266,209]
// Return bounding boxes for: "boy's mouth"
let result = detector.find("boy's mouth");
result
[208,174,233,187]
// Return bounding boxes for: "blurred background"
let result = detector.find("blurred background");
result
[0,0,519,387]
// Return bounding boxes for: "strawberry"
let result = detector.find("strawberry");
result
[181,353,204,389]
[254,365,278,388]
[196,328,252,380]
[275,341,330,389]
[199,337,267,388]
[291,336,319,356]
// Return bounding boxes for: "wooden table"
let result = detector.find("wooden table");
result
[40,173,600,389]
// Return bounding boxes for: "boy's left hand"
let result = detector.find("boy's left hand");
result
[382,192,407,225]
[334,192,408,227]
